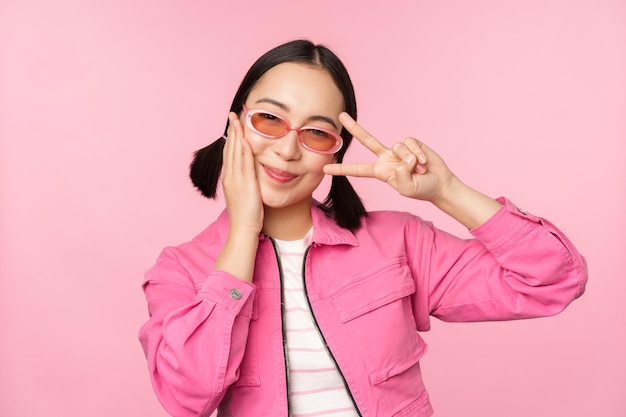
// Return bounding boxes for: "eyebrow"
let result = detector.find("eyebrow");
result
[254,98,339,130]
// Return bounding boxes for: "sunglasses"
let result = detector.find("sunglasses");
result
[242,104,343,154]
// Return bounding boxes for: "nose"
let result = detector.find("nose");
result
[273,129,302,160]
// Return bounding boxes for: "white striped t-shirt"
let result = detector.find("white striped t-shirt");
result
[273,231,358,417]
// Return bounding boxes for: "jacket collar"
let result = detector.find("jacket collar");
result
[213,202,359,247]
[309,202,359,247]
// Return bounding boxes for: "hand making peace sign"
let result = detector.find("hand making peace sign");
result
[323,113,457,203]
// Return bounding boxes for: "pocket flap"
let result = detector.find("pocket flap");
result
[331,259,415,323]
[231,374,261,388]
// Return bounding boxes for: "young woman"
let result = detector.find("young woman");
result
[139,39,587,417]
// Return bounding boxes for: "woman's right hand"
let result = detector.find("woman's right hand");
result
[214,113,263,282]
[221,112,264,236]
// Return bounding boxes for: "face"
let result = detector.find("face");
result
[241,62,345,210]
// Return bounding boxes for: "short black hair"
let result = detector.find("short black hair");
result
[189,39,366,230]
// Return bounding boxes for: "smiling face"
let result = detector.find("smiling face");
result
[241,62,345,214]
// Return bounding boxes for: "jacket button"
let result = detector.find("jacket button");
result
[229,288,243,300]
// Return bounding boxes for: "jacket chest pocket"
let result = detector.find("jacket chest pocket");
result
[329,259,427,385]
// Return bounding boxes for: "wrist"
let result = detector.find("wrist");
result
[431,176,502,229]
[431,174,464,209]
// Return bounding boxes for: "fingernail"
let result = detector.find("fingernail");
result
[403,154,416,164]
[418,154,427,164]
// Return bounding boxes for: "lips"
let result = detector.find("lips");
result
[263,165,297,183]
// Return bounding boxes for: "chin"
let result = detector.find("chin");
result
[261,198,295,209]
[261,193,312,210]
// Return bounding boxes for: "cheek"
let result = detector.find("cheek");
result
[308,155,334,174]
[243,130,266,155]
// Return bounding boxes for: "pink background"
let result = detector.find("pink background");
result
[1,0,625,416]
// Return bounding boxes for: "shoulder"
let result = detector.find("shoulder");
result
[350,210,435,246]
[153,211,228,270]
[360,209,429,230]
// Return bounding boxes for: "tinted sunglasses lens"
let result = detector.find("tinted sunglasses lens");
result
[250,112,288,136]
[248,110,341,153]
[301,130,340,152]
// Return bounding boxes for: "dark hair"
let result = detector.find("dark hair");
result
[189,39,366,230]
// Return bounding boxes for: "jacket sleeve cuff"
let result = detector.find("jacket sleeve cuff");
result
[195,271,257,319]
[469,197,543,255]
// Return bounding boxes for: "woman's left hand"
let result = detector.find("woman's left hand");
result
[323,113,456,203]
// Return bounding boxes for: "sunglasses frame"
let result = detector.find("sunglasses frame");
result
[242,104,343,154]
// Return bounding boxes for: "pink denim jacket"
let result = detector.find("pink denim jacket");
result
[139,198,587,417]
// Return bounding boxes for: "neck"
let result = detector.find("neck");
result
[263,198,314,241]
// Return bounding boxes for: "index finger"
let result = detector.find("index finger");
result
[323,162,376,178]
[339,112,387,156]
